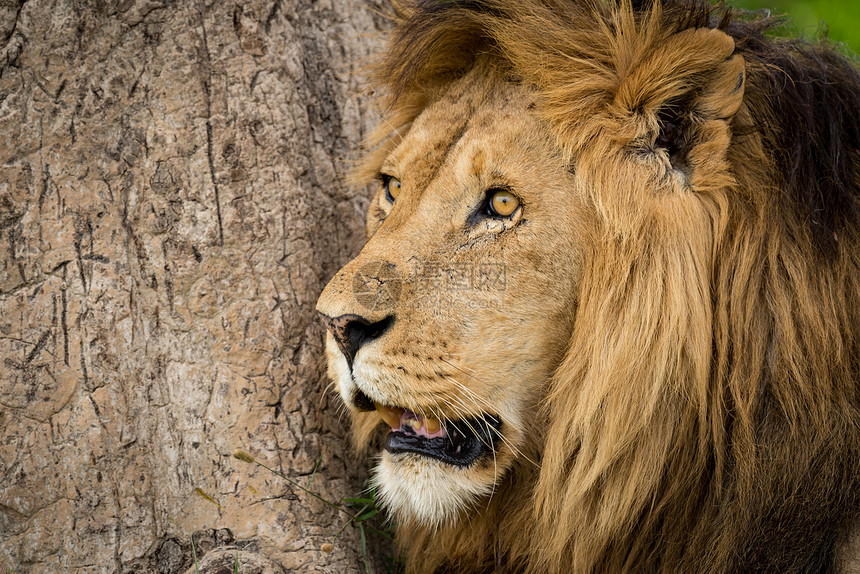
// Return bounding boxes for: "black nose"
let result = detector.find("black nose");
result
[318,312,394,365]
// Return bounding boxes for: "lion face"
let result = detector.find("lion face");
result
[316,69,589,527]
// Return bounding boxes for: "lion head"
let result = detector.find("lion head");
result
[316,1,860,572]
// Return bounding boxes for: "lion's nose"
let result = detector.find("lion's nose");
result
[318,312,394,365]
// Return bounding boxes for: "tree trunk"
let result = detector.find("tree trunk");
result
[0,0,387,572]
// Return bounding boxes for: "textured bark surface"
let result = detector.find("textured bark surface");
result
[0,0,388,571]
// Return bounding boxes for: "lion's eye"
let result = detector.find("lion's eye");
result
[382,175,402,203]
[487,189,520,218]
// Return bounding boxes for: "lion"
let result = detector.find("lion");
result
[315,0,860,572]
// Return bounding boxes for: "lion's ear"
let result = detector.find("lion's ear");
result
[614,28,743,117]
[694,53,746,121]
[610,26,746,184]
[652,52,745,174]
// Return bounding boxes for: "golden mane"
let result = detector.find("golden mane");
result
[354,0,860,571]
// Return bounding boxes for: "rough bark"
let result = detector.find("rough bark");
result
[0,0,388,571]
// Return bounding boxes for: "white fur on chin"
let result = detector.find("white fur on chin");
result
[372,451,495,530]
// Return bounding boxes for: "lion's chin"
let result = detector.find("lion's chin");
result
[369,406,505,526]
[372,451,497,528]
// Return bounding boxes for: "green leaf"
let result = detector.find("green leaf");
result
[357,509,379,520]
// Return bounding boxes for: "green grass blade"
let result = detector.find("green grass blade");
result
[191,537,199,574]
[307,452,323,488]
[359,523,371,574]
[342,497,375,505]
[357,509,379,520]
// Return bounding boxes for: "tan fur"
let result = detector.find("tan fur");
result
[317,1,860,572]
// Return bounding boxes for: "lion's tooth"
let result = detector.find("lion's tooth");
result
[407,418,422,431]
[375,402,403,430]
[424,417,441,435]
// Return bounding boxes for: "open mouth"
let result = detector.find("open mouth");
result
[374,402,502,467]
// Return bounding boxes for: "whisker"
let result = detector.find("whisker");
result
[442,375,499,414]
[444,384,537,465]
[439,357,485,381]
